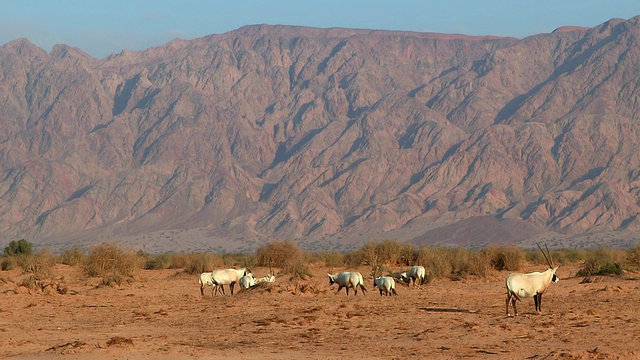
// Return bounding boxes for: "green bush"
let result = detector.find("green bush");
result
[3,239,33,256]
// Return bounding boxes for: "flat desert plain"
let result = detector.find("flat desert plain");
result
[1,263,640,359]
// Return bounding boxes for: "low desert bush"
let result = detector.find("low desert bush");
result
[222,253,255,269]
[179,252,222,275]
[60,246,86,266]
[19,249,57,278]
[83,243,142,280]
[308,251,345,268]
[255,240,303,268]
[577,248,624,276]
[486,246,524,271]
[144,253,173,270]
[1,257,16,271]
[626,245,640,270]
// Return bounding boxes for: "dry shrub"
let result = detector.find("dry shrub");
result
[468,251,492,277]
[18,249,57,278]
[486,246,524,271]
[143,253,172,270]
[1,256,16,271]
[256,241,302,268]
[308,251,344,268]
[553,249,585,265]
[417,246,451,280]
[222,253,255,269]
[177,252,222,275]
[83,243,142,280]
[60,246,85,266]
[348,240,416,268]
[577,248,624,276]
[626,246,640,270]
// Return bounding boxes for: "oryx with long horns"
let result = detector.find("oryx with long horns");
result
[505,244,559,316]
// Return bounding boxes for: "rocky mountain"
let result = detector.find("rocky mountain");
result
[1,18,640,253]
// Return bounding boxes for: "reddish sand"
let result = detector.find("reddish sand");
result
[1,263,639,359]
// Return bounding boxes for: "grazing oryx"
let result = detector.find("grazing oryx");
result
[373,276,398,296]
[239,273,256,289]
[199,272,221,296]
[328,271,367,295]
[400,265,426,286]
[505,244,559,316]
[254,274,276,284]
[211,268,248,295]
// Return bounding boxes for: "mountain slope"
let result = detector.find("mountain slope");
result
[1,19,640,252]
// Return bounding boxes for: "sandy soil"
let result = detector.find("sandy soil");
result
[1,263,640,359]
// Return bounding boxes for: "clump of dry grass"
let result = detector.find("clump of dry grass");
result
[82,243,142,284]
[169,252,223,275]
[18,249,57,278]
[60,246,86,266]
[485,246,524,271]
[577,248,625,276]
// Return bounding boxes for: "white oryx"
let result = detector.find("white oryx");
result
[199,272,221,296]
[373,276,398,296]
[211,267,248,295]
[400,265,426,286]
[328,271,367,296]
[254,274,276,284]
[239,273,256,289]
[505,244,559,316]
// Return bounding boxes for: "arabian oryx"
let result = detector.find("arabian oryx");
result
[400,265,426,287]
[505,244,559,316]
[328,271,367,295]
[373,276,398,296]
[211,268,248,296]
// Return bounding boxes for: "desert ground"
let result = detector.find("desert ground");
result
[1,263,640,359]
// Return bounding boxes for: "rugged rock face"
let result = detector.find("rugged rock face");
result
[1,18,640,252]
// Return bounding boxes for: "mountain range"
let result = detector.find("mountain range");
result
[1,17,640,253]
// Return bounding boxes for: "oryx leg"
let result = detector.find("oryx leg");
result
[336,285,344,295]
[534,293,542,314]
[218,284,226,296]
[506,292,518,316]
[230,282,236,295]
[200,285,205,296]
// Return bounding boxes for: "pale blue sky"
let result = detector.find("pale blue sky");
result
[1,1,639,58]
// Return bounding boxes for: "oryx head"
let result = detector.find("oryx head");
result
[327,273,336,285]
[538,243,559,283]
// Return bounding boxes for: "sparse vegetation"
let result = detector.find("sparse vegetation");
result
[486,246,524,271]
[82,243,143,283]
[577,248,625,276]
[60,246,86,266]
[177,252,222,275]
[3,237,635,283]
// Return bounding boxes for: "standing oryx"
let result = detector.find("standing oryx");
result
[505,244,559,316]
[328,271,367,295]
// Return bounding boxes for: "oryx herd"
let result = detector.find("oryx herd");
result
[199,244,560,317]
